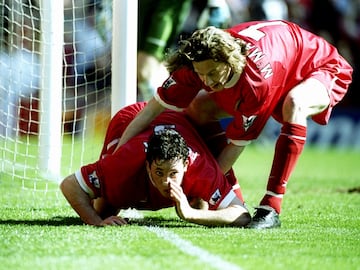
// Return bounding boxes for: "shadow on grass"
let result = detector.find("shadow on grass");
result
[127,216,198,228]
[0,216,84,226]
[336,186,360,194]
[0,216,198,228]
[347,186,360,193]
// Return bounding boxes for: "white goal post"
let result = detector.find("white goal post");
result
[38,0,63,179]
[0,0,137,190]
[111,0,137,116]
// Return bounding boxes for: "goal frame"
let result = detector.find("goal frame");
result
[3,0,138,182]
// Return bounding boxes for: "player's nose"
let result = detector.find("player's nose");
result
[161,177,170,187]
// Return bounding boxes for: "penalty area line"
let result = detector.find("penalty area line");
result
[146,226,243,270]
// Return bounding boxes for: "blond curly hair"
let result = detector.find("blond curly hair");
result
[165,26,248,74]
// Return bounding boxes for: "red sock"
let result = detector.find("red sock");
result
[225,168,245,204]
[260,122,307,213]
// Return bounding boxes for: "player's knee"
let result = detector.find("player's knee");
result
[282,93,303,122]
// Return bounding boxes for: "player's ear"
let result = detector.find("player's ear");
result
[184,158,190,172]
[145,161,151,173]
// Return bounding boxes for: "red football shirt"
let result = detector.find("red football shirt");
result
[155,20,353,144]
[76,103,239,211]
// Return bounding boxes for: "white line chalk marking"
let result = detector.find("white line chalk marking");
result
[147,226,243,270]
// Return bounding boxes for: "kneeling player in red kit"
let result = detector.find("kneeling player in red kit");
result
[60,102,250,227]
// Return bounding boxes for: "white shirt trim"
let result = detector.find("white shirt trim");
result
[218,190,236,209]
[225,73,241,88]
[75,170,95,199]
[154,92,184,112]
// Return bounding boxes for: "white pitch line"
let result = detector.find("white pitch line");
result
[146,226,243,270]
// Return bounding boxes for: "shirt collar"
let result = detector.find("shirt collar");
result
[225,72,241,88]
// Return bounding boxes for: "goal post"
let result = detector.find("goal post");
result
[111,0,137,116]
[0,0,137,191]
[38,0,64,180]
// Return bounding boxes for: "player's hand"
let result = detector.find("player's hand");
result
[169,181,193,220]
[99,215,128,226]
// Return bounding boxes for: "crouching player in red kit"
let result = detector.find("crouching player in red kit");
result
[60,102,250,227]
[115,20,353,228]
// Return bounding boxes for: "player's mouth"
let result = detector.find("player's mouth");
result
[161,188,171,198]
[210,82,224,91]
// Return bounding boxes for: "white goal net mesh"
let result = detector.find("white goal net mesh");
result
[0,0,113,192]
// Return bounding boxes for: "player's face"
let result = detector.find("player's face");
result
[146,158,188,199]
[193,59,232,92]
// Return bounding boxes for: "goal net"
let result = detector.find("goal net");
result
[0,0,136,194]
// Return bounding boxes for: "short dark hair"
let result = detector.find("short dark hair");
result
[146,129,189,165]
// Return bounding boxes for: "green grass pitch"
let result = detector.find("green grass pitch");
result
[0,142,359,270]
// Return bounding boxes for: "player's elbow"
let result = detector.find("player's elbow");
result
[59,176,69,195]
[60,174,71,189]
[227,204,251,227]
[59,174,78,200]
[231,211,251,227]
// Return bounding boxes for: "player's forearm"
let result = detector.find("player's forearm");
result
[60,175,103,226]
[181,205,251,227]
[116,98,165,149]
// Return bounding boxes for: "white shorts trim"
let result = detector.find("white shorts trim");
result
[229,139,252,146]
[107,138,119,151]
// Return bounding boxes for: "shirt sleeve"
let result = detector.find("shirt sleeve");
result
[185,164,238,210]
[180,137,239,210]
[156,68,204,110]
[77,135,148,204]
